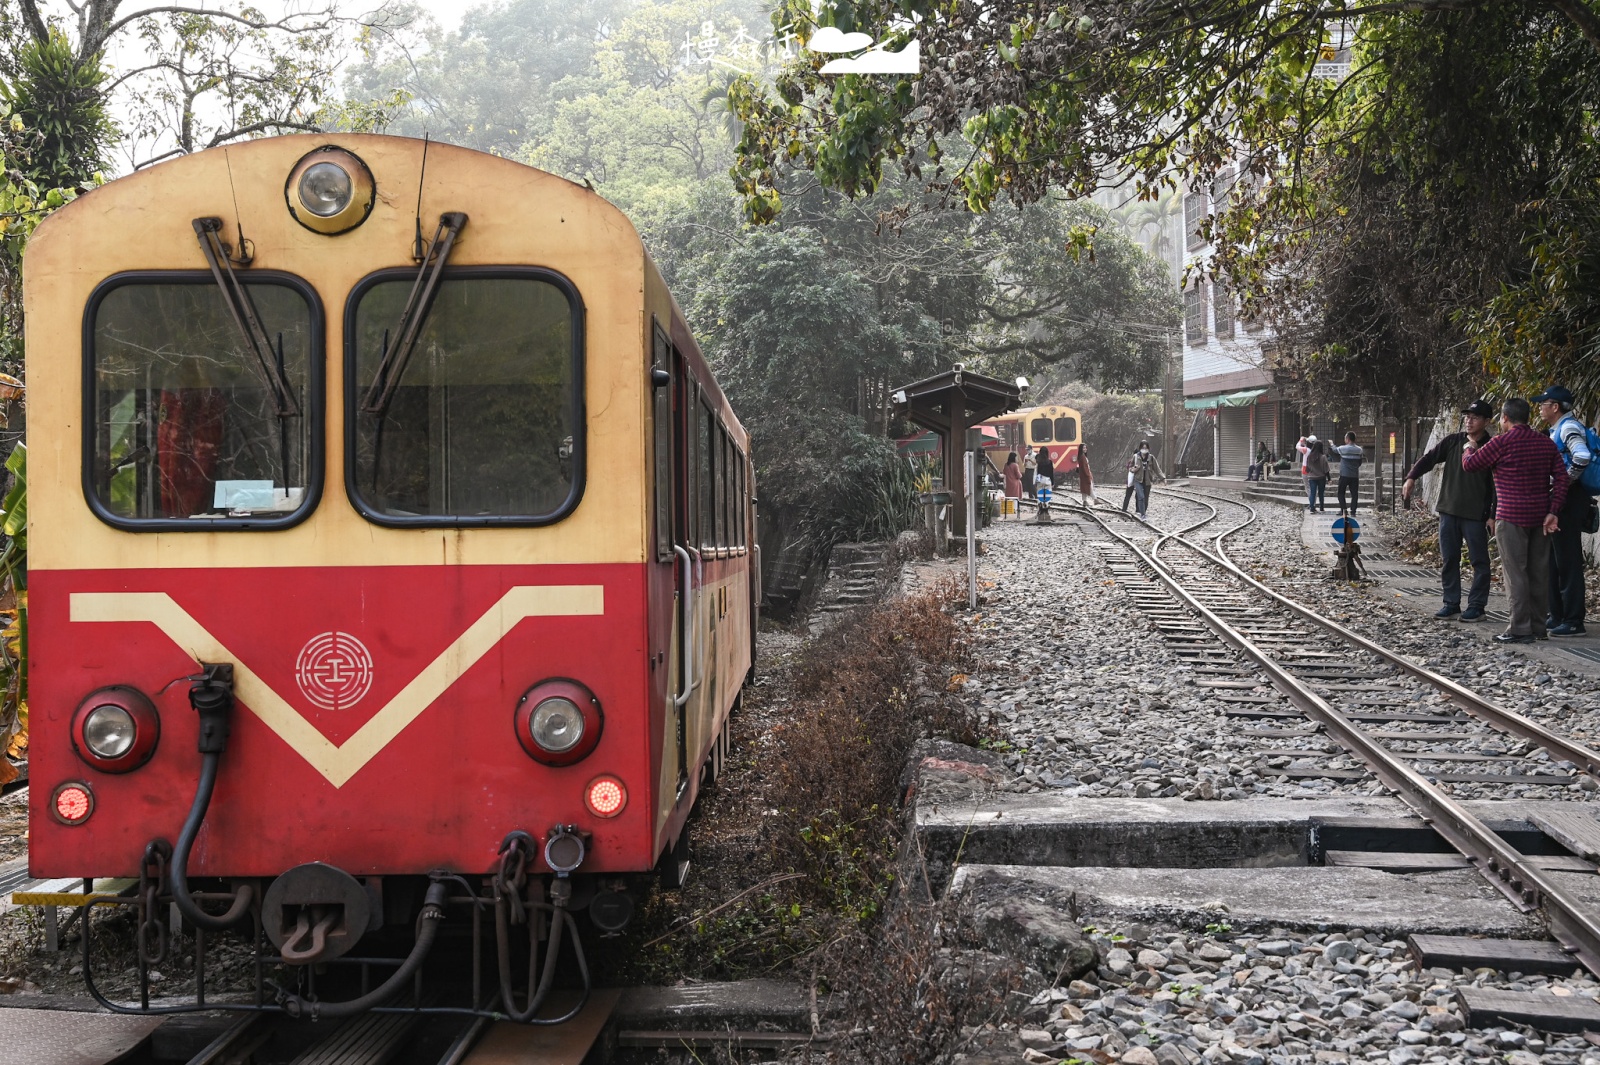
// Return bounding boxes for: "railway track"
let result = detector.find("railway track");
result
[1055,488,1600,978]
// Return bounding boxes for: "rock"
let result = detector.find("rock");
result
[1106,948,1135,976]
[1384,999,1421,1021]
[1019,1028,1055,1049]
[1059,1003,1084,1022]
[1120,1048,1160,1065]
[1497,1031,1527,1048]
[1196,942,1233,962]
[1256,940,1294,957]
[1136,949,1167,969]
[966,896,1099,982]
[1154,1045,1195,1065]
[1323,941,1359,962]
[1068,980,1099,998]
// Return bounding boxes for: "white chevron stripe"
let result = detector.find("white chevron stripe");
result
[70,585,605,787]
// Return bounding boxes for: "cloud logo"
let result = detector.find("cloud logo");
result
[819,38,920,74]
[807,26,875,52]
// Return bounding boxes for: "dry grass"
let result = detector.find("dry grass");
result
[614,574,995,996]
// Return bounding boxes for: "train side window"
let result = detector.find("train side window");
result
[85,273,321,529]
[699,397,715,551]
[652,323,673,561]
[348,269,583,526]
[734,450,745,550]
[1030,417,1053,443]
[685,395,698,548]
[1055,416,1078,443]
[719,429,733,551]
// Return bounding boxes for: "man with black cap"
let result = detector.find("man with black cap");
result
[1534,385,1594,636]
[1402,400,1497,621]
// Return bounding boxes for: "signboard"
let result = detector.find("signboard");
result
[1332,516,1361,545]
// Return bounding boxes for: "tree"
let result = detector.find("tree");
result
[13,0,396,170]
[727,0,1600,413]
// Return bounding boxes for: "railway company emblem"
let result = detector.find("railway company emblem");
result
[295,632,375,711]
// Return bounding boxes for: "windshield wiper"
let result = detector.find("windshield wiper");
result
[360,212,468,418]
[193,217,301,418]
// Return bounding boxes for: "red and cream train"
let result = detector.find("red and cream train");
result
[24,134,754,1016]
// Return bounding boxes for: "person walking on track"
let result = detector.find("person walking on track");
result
[1462,397,1568,644]
[1130,441,1165,520]
[1535,385,1595,637]
[1332,432,1365,514]
[1401,399,1496,622]
[1076,444,1095,507]
[1003,451,1022,519]
[1304,437,1329,512]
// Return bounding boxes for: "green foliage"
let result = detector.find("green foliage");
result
[0,29,112,190]
[0,442,26,785]
[730,0,1600,416]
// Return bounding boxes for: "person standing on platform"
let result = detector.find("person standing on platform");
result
[1534,385,1594,637]
[1003,451,1023,520]
[1022,445,1037,500]
[1304,437,1329,512]
[1333,432,1365,514]
[1076,444,1095,507]
[1462,398,1568,644]
[1130,441,1165,520]
[1034,446,1055,517]
[1400,400,1497,622]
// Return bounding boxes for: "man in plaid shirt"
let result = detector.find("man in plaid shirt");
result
[1462,397,1568,643]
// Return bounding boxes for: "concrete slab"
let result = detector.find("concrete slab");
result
[949,863,1545,939]
[613,979,811,1033]
[914,794,1600,894]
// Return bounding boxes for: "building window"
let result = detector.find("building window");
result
[1214,282,1235,340]
[1184,190,1209,251]
[1184,281,1208,345]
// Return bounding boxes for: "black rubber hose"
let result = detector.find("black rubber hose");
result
[495,899,590,1024]
[168,751,255,932]
[278,886,447,1020]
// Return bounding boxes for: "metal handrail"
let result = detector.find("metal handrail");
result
[673,545,700,707]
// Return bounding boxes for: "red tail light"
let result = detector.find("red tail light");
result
[52,782,95,825]
[584,775,626,818]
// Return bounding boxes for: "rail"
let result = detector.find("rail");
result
[1062,491,1600,978]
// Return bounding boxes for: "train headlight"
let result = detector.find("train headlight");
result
[285,146,375,235]
[83,705,135,759]
[515,680,603,766]
[530,698,584,753]
[71,686,160,773]
[298,163,352,217]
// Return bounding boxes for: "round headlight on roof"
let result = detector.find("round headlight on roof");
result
[285,146,375,235]
[298,162,354,217]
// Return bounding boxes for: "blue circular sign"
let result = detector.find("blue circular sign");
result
[1331,516,1361,544]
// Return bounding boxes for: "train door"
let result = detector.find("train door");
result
[654,324,693,803]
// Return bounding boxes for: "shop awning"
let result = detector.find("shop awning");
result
[1184,388,1267,411]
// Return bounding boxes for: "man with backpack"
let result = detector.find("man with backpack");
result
[1534,386,1598,636]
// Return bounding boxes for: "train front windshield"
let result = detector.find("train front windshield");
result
[88,277,316,525]
[350,272,582,523]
